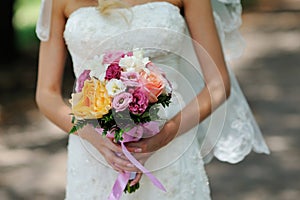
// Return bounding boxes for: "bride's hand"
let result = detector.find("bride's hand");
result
[125,120,178,185]
[126,121,178,153]
[120,151,154,186]
[77,124,139,173]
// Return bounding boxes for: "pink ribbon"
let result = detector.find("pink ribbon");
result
[104,121,166,200]
[120,142,166,191]
[122,122,161,142]
[107,172,130,200]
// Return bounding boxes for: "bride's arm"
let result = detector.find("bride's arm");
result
[35,0,71,132]
[35,0,137,173]
[171,0,231,133]
[127,0,230,152]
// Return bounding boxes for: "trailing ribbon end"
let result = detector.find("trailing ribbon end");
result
[107,142,166,200]
[121,142,167,192]
[107,172,130,200]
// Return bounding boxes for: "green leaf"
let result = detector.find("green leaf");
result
[71,115,76,123]
[157,94,172,107]
[69,125,78,134]
[68,119,88,134]
[124,180,140,193]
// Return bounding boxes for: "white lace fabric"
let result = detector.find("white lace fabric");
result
[63,3,186,78]
[35,1,270,199]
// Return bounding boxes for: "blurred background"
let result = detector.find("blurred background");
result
[0,0,299,199]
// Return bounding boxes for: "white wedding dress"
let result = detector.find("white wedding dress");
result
[36,1,270,200]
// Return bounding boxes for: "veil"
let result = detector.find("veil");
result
[199,0,270,164]
[212,0,246,61]
[35,0,270,165]
[36,0,52,41]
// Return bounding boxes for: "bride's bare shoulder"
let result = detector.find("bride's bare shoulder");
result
[63,0,98,18]
[48,0,68,19]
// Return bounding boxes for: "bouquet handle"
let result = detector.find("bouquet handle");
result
[107,142,166,200]
[121,142,166,191]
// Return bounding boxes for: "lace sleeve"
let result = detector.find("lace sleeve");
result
[212,0,245,61]
[35,0,53,41]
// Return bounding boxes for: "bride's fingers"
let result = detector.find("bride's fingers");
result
[100,148,129,170]
[110,162,124,173]
[131,152,153,162]
[113,163,138,172]
[112,156,140,172]
[104,138,123,153]
[116,153,127,160]
[130,173,142,186]
[125,145,143,153]
[107,151,140,172]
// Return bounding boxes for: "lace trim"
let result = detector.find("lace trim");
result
[201,68,270,164]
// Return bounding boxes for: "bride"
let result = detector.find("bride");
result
[35,0,270,199]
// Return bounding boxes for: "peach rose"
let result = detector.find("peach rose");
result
[139,70,164,103]
[71,78,111,119]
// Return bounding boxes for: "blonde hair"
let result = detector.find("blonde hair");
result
[97,0,130,14]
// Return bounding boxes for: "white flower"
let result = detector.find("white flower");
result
[105,79,126,97]
[119,49,150,72]
[119,55,135,69]
[133,48,150,68]
[69,92,82,107]
[86,54,106,78]
[142,57,150,65]
[161,76,173,94]
[163,81,173,94]
[133,48,144,59]
[98,72,106,82]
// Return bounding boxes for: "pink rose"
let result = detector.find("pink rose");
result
[112,92,133,112]
[105,63,122,80]
[103,50,133,64]
[103,50,125,64]
[139,70,164,103]
[128,88,149,115]
[146,62,165,75]
[120,71,141,87]
[76,70,91,92]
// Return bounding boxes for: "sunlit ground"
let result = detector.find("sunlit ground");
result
[0,1,300,200]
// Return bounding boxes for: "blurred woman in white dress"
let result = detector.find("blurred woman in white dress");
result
[35,0,270,199]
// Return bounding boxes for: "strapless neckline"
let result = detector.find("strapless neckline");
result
[67,1,182,22]
[63,0,187,78]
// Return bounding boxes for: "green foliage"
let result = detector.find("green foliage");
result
[69,119,88,134]
[13,0,41,50]
[157,93,172,108]
[124,180,140,194]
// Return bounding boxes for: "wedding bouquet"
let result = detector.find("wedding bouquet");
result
[69,48,171,199]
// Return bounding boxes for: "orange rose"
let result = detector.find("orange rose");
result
[71,78,111,119]
[139,70,164,103]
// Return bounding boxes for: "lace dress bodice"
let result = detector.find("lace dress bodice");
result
[63,2,186,78]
